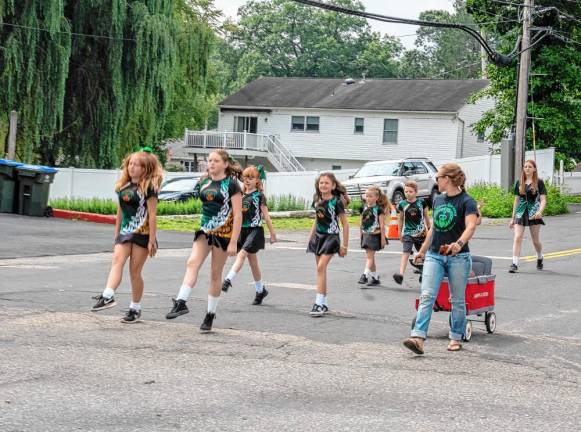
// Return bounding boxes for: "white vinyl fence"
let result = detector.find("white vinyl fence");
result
[49,148,559,202]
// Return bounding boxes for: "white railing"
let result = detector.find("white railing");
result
[183,130,305,172]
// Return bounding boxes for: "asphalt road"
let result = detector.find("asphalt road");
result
[1,209,580,431]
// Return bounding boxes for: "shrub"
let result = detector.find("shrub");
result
[50,198,202,215]
[266,194,309,211]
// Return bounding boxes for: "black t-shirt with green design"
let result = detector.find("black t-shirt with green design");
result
[195,176,242,238]
[361,205,384,234]
[397,198,427,237]
[430,192,478,253]
[242,190,267,228]
[513,179,547,219]
[118,183,158,237]
[313,197,345,234]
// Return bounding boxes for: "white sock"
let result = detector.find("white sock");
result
[512,256,519,266]
[370,271,377,279]
[176,285,192,301]
[255,280,264,293]
[322,295,328,307]
[102,287,115,299]
[129,302,141,311]
[315,293,325,306]
[364,268,371,276]
[537,252,543,260]
[226,270,237,282]
[207,295,220,314]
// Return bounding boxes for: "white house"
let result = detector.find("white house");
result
[181,77,494,172]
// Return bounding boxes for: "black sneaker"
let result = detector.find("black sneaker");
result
[166,298,189,319]
[358,274,368,284]
[537,258,543,270]
[222,279,232,292]
[121,308,141,324]
[413,269,422,275]
[309,303,325,317]
[321,305,329,315]
[200,312,215,332]
[367,277,380,286]
[91,295,117,311]
[509,263,518,273]
[393,273,404,285]
[253,288,269,305]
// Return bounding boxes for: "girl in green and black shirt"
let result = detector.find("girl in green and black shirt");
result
[91,149,162,324]
[358,186,389,287]
[222,165,277,306]
[509,159,547,273]
[307,173,350,317]
[165,150,243,332]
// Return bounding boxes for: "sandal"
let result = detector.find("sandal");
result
[447,340,462,352]
[403,337,425,355]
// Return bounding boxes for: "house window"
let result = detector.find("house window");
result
[477,130,485,142]
[332,165,342,170]
[306,116,320,132]
[354,118,364,134]
[383,119,399,144]
[234,116,257,133]
[291,116,305,131]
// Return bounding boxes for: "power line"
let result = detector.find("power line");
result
[0,21,137,42]
[430,60,483,79]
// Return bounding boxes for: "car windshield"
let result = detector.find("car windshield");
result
[161,178,198,193]
[354,162,400,178]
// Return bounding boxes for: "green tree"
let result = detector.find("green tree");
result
[467,0,581,159]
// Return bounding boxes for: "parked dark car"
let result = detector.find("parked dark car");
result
[158,175,202,202]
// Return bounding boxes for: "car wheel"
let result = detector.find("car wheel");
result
[392,189,404,207]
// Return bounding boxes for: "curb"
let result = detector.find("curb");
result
[52,209,116,225]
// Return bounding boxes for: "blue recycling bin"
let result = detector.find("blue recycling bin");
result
[0,159,23,213]
[16,164,58,216]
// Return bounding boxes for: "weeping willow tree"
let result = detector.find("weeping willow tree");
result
[1,0,214,168]
[0,1,72,163]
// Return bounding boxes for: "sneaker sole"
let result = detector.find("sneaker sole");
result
[91,301,117,312]
[199,328,213,333]
[165,309,189,319]
[309,312,324,317]
[121,318,142,324]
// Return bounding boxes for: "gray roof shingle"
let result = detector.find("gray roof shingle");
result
[219,77,489,112]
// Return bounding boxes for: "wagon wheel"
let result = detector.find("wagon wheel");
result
[485,312,497,334]
[462,320,473,342]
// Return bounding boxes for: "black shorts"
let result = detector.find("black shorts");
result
[115,233,150,249]
[515,212,545,226]
[361,233,386,251]
[307,233,340,256]
[194,230,230,251]
[238,226,265,253]
[402,235,424,254]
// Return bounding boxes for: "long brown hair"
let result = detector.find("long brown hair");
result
[115,151,163,195]
[205,149,242,180]
[242,165,264,192]
[439,163,467,192]
[313,172,350,206]
[519,159,539,194]
[366,186,390,214]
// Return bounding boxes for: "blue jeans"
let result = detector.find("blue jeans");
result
[411,251,472,341]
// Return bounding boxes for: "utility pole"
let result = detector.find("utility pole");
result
[7,111,18,160]
[514,0,533,182]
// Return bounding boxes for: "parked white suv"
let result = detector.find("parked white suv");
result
[343,158,439,206]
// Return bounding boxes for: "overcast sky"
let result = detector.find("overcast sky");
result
[213,0,455,49]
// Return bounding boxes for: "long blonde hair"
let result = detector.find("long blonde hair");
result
[519,159,539,195]
[115,151,163,195]
[313,172,350,206]
[438,163,467,192]
[366,186,390,214]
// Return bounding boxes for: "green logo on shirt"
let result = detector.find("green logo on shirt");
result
[433,203,457,232]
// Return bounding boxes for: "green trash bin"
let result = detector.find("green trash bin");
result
[16,164,58,216]
[0,159,23,213]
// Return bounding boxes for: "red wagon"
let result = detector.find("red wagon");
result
[410,255,496,341]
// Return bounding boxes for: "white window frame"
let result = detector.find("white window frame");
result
[354,118,364,134]
[382,119,399,144]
